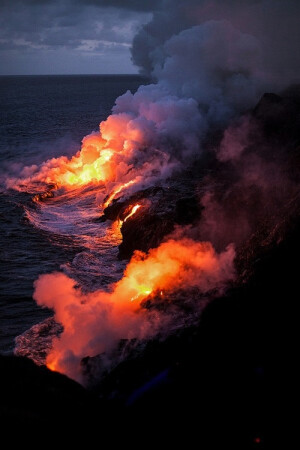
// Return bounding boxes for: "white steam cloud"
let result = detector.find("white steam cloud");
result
[6,0,300,192]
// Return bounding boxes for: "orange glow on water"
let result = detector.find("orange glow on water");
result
[10,105,157,195]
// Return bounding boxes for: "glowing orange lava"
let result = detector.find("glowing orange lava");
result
[119,204,142,226]
[124,204,141,222]
[10,104,157,194]
[103,180,137,208]
[9,116,146,192]
[130,284,152,302]
[50,134,116,188]
[46,359,58,372]
[59,148,113,186]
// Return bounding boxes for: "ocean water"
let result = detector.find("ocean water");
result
[0,75,147,355]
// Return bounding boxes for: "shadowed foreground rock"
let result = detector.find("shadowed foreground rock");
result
[0,355,101,434]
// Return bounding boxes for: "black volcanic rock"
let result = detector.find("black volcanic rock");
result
[102,186,164,222]
[103,89,300,264]
[0,355,100,432]
[236,189,300,282]
[100,175,203,259]
[119,209,174,259]
[253,91,300,147]
[175,196,202,225]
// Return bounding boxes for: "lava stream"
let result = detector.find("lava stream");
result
[120,204,141,226]
[103,180,137,209]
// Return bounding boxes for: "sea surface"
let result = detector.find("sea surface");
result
[0,75,147,355]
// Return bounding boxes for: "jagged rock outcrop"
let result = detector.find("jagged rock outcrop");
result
[101,178,202,259]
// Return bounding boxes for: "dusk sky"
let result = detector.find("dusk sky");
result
[0,0,159,75]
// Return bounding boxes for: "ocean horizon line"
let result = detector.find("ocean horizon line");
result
[0,73,144,77]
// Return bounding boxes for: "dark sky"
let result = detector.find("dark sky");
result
[0,0,159,75]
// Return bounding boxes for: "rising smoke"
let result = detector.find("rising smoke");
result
[6,1,300,194]
[7,1,300,195]
[35,239,235,382]
[132,0,300,88]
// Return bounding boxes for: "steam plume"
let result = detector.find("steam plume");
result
[34,238,235,383]
[133,0,300,89]
[7,2,300,192]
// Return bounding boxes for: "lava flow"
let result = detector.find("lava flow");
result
[45,134,116,188]
[119,204,141,226]
[124,204,141,223]
[103,180,137,209]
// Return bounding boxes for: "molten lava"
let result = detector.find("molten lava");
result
[60,148,113,186]
[47,360,58,372]
[119,204,141,226]
[103,180,137,209]
[124,204,141,222]
[49,135,115,188]
[130,284,152,302]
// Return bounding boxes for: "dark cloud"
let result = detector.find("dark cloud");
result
[0,0,160,12]
[0,0,152,74]
[75,0,160,12]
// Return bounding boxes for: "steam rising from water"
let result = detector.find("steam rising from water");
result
[34,239,235,383]
[7,0,300,382]
[6,2,300,195]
